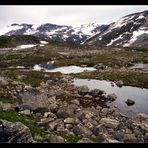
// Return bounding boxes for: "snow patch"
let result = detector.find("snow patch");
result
[107,34,123,46]
[40,41,48,44]
[0,25,24,36]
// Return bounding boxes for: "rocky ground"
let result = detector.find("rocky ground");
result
[0,44,148,143]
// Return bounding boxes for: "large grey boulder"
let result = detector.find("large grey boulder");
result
[0,119,34,143]
[99,118,120,129]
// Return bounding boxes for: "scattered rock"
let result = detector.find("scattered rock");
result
[115,80,124,87]
[44,112,57,119]
[48,135,65,143]
[64,118,75,125]
[73,125,93,137]
[19,109,31,116]
[99,118,120,129]
[125,99,135,106]
[70,99,80,106]
[56,105,75,118]
[103,138,121,143]
[77,138,94,143]
[78,85,89,96]
[0,76,8,86]
[37,118,54,127]
[107,93,117,101]
[89,89,105,97]
[123,134,137,143]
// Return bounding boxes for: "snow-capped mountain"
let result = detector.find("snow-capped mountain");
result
[0,23,106,44]
[85,10,148,47]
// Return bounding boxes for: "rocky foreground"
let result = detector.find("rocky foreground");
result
[0,75,148,143]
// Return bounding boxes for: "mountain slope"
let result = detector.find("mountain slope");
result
[85,10,148,47]
[0,23,107,44]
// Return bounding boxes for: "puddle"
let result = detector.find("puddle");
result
[73,79,148,117]
[130,63,148,70]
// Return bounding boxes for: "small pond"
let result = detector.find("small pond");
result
[73,79,148,117]
[130,63,148,70]
[33,64,96,74]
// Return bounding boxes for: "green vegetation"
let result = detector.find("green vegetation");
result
[0,92,14,104]
[72,68,148,88]
[0,35,40,48]
[0,68,62,87]
[0,111,47,139]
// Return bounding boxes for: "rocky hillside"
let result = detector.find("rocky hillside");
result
[85,10,148,47]
[0,23,107,44]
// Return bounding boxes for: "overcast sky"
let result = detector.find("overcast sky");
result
[0,5,148,29]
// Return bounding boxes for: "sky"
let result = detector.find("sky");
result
[0,5,148,29]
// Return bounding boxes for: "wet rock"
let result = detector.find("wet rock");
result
[99,118,120,129]
[77,138,94,143]
[89,89,105,97]
[110,82,114,87]
[123,134,137,143]
[125,99,135,106]
[115,80,124,87]
[107,93,117,101]
[48,135,65,143]
[0,119,34,143]
[78,85,89,96]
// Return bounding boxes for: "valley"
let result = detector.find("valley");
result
[0,42,148,143]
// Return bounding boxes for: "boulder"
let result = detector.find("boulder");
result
[0,119,34,143]
[99,118,120,129]
[56,105,75,118]
[115,80,124,87]
[78,85,89,96]
[125,99,135,106]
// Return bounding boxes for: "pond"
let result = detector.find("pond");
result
[130,63,148,70]
[73,79,148,117]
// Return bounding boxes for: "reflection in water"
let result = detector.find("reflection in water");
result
[73,79,148,117]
